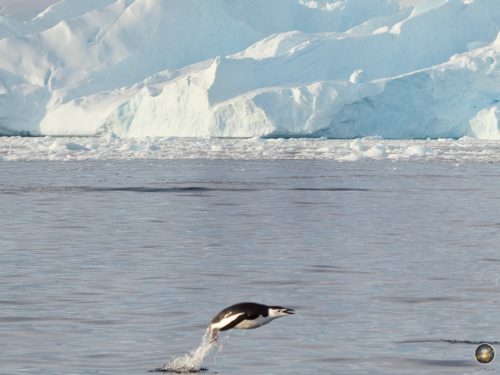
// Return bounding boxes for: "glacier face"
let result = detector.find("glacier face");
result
[0,0,499,138]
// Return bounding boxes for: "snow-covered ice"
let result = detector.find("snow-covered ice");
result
[2,136,500,162]
[0,0,499,139]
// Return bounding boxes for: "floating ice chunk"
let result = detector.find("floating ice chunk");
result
[404,144,433,156]
[338,152,364,162]
[363,144,387,159]
[48,138,64,151]
[349,139,367,152]
[65,142,89,151]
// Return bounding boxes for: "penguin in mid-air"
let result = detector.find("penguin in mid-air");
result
[208,302,294,340]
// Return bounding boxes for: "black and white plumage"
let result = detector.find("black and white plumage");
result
[208,302,294,340]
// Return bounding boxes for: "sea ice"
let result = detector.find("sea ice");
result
[2,136,500,162]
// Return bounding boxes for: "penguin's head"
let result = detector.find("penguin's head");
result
[268,306,295,318]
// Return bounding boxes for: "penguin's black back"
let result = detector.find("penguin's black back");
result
[211,302,268,324]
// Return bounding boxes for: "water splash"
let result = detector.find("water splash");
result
[161,328,218,373]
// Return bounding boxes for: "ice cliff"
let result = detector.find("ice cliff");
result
[0,0,499,138]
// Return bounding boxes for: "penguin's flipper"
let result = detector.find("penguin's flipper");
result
[219,313,258,331]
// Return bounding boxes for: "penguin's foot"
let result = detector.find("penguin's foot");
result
[209,328,219,343]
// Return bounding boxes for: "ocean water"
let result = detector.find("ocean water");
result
[1,158,500,375]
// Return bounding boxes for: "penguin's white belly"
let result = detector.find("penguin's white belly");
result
[234,315,273,329]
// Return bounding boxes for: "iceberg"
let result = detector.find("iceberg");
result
[0,0,498,138]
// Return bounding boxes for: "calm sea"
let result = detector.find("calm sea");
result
[1,159,499,375]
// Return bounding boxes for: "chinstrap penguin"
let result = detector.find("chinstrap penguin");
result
[208,302,294,340]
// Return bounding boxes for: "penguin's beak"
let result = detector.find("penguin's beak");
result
[284,308,295,315]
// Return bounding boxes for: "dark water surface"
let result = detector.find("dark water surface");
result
[1,159,499,374]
